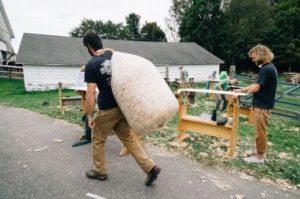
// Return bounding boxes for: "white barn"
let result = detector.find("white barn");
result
[0,0,15,63]
[17,33,223,91]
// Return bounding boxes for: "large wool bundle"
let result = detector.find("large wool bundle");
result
[111,52,178,135]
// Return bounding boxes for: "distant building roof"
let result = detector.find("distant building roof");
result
[17,33,224,66]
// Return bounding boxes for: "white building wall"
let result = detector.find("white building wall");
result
[23,65,85,91]
[156,64,220,82]
[23,64,220,91]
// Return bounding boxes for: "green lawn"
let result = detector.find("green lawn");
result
[0,78,83,125]
[0,78,299,185]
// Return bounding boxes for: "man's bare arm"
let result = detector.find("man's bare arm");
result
[242,83,261,94]
[86,83,97,120]
[217,82,223,91]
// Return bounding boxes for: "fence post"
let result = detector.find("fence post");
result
[230,65,236,79]
[8,67,11,80]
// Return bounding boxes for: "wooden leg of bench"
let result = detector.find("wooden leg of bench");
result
[177,95,187,143]
[60,99,64,115]
[228,98,239,156]
[248,107,254,124]
[58,82,64,115]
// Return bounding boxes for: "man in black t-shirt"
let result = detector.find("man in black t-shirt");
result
[83,30,160,186]
[235,44,277,164]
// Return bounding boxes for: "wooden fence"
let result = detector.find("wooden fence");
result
[0,65,23,79]
[236,75,300,120]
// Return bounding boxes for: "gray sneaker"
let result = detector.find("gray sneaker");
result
[243,156,265,164]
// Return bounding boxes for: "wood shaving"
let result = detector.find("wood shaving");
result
[53,139,63,143]
[239,173,255,181]
[210,179,232,191]
[235,194,245,199]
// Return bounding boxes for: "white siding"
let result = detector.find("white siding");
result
[156,65,220,82]
[23,65,85,91]
[0,10,13,53]
[23,64,220,91]
[0,11,10,41]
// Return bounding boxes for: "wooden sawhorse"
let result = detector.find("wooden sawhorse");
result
[227,95,254,124]
[177,89,247,156]
[58,82,82,115]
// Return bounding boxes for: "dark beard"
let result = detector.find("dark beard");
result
[88,48,93,57]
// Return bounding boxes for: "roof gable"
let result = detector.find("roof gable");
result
[17,33,224,66]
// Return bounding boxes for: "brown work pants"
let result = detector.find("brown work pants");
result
[253,107,271,155]
[92,107,155,174]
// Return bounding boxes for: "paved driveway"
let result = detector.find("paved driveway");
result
[0,106,299,199]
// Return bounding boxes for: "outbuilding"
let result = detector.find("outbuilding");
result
[17,33,223,91]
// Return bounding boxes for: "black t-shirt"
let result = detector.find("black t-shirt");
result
[84,51,118,110]
[253,62,277,109]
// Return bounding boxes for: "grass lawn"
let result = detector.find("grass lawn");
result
[0,78,83,125]
[0,78,299,185]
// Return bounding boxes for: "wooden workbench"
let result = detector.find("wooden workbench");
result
[176,89,247,156]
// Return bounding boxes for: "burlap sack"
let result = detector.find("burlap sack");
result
[111,52,178,135]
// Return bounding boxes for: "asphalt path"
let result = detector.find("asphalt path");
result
[0,106,299,199]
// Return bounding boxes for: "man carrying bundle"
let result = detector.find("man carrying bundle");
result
[83,30,160,186]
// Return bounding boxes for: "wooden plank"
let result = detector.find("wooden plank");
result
[181,115,232,140]
[177,88,248,96]
[61,96,81,100]
[0,65,23,69]
[62,99,81,106]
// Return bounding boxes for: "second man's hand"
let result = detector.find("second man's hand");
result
[88,117,96,128]
[233,88,243,93]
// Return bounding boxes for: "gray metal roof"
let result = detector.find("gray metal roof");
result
[17,33,223,66]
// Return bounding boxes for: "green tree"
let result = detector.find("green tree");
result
[271,0,300,72]
[70,14,167,42]
[69,19,98,37]
[223,0,274,70]
[69,19,127,39]
[100,21,127,40]
[125,13,141,40]
[179,0,227,60]
[140,22,166,42]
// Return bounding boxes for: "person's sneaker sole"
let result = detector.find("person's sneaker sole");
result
[145,166,161,186]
